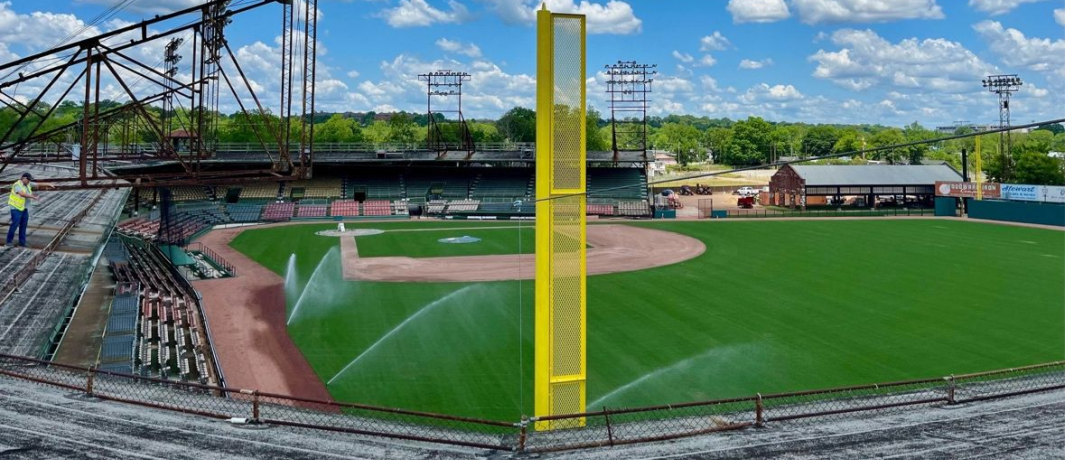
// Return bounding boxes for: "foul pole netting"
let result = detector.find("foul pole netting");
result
[535,6,586,430]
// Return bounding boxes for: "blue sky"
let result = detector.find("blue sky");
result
[2,0,1064,126]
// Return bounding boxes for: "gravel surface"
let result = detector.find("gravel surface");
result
[1,373,1062,459]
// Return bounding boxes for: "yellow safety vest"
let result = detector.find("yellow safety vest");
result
[8,181,30,211]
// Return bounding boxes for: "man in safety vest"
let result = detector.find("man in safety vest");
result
[7,173,52,247]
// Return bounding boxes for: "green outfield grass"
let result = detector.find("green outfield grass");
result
[229,219,1065,422]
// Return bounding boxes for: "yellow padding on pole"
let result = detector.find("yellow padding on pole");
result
[535,6,586,431]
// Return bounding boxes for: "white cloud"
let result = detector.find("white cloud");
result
[699,31,731,51]
[381,0,471,28]
[739,58,774,69]
[809,29,996,93]
[700,75,722,92]
[791,0,944,24]
[697,54,717,67]
[969,0,1049,16]
[478,0,642,35]
[671,50,694,63]
[346,70,361,79]
[0,2,101,51]
[435,38,482,57]
[973,20,1065,73]
[1056,8,1065,27]
[727,0,791,23]
[739,83,804,103]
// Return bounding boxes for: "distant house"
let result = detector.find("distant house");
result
[768,164,962,208]
[648,151,676,177]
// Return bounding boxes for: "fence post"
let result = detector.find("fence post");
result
[85,365,97,396]
[755,393,764,427]
[946,375,956,404]
[241,389,260,422]
[603,407,615,447]
[515,416,529,453]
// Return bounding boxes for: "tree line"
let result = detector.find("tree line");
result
[2,101,1062,185]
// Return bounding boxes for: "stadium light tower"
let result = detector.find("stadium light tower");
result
[982,74,1022,181]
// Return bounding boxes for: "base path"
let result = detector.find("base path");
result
[192,228,332,401]
[342,224,706,282]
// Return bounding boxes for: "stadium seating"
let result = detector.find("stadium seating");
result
[168,186,208,202]
[587,203,615,216]
[296,204,328,218]
[330,200,360,217]
[392,200,409,215]
[232,182,281,200]
[426,200,447,215]
[111,237,212,383]
[287,178,343,199]
[347,174,403,200]
[363,200,392,216]
[261,202,295,221]
[618,200,649,216]
[446,199,480,213]
[588,168,648,200]
[471,170,533,200]
[225,204,263,222]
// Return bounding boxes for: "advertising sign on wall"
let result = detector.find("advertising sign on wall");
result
[935,181,1001,198]
[1001,184,1065,203]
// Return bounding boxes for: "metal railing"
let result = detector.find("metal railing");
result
[0,353,1061,453]
[13,142,537,155]
[184,242,237,276]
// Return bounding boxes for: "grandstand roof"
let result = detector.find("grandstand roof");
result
[790,164,961,186]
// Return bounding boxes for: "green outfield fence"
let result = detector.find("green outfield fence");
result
[723,207,936,219]
[0,353,1062,453]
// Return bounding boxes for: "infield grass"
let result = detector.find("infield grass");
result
[230,219,1065,421]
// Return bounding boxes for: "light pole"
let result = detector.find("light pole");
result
[982,74,1022,181]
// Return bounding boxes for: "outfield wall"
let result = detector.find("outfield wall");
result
[967,199,1065,227]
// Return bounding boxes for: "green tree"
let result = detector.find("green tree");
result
[652,123,702,165]
[497,107,536,142]
[386,113,419,144]
[586,107,609,151]
[870,128,905,164]
[703,127,732,163]
[315,114,363,143]
[364,120,390,144]
[802,125,840,158]
[832,129,866,155]
[720,116,772,165]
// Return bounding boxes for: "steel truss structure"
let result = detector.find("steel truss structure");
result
[982,74,1022,181]
[604,60,655,164]
[0,0,318,189]
[418,70,475,158]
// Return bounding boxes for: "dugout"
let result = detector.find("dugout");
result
[769,164,962,209]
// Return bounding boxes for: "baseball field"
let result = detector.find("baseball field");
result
[227,219,1065,421]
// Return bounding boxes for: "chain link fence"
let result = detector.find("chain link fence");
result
[0,353,1061,453]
